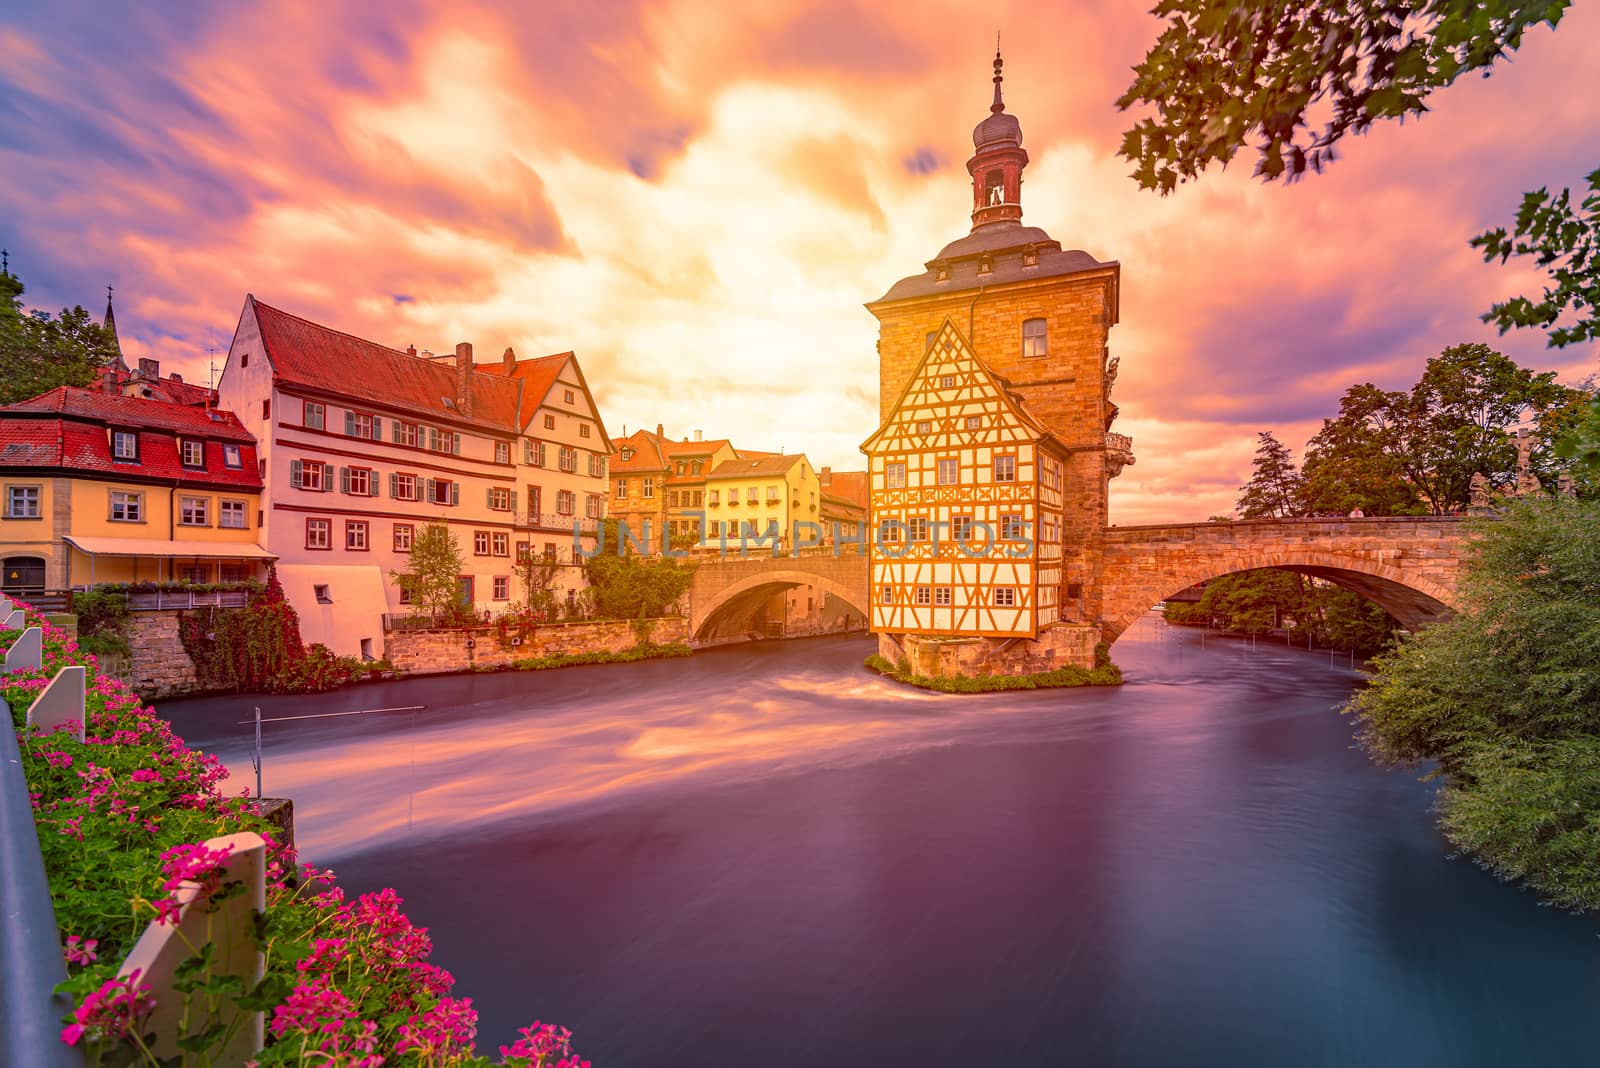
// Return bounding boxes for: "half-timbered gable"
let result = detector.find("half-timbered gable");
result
[863,318,1066,639]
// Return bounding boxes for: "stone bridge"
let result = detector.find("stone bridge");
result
[1095,516,1470,644]
[684,548,870,644]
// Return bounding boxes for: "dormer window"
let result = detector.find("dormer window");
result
[111,430,139,462]
[977,255,992,275]
[620,447,634,461]
[222,444,242,469]
[180,439,205,468]
[1022,245,1039,267]
[935,265,950,282]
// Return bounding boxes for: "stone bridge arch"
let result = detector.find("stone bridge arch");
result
[685,552,871,644]
[1096,518,1469,646]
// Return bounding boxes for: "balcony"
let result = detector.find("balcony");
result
[127,588,250,611]
[516,512,601,536]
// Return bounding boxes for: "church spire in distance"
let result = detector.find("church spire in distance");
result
[967,42,1028,230]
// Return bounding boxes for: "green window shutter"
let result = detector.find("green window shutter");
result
[486,486,495,509]
[453,435,461,456]
[344,411,356,435]
[290,459,302,488]
[371,417,382,440]
[370,475,380,498]
[340,466,350,494]
[425,478,436,502]
[450,482,460,506]
[392,421,402,444]
[389,473,399,498]
[509,490,518,513]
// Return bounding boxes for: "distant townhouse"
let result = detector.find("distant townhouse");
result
[661,433,738,545]
[607,428,670,545]
[217,296,611,656]
[818,466,868,545]
[0,387,270,596]
[702,454,822,550]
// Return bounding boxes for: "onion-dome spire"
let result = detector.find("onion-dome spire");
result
[991,41,1005,114]
[966,43,1028,229]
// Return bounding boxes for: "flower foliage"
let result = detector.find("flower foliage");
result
[5,600,588,1065]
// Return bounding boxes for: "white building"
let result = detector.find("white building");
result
[218,296,611,656]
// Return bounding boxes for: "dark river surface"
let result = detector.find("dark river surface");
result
[159,615,1599,1066]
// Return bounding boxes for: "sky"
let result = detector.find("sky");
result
[3,0,1597,525]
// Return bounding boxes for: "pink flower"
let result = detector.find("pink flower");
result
[129,768,162,783]
[395,996,477,1057]
[59,970,156,1047]
[501,1021,589,1067]
[63,935,98,966]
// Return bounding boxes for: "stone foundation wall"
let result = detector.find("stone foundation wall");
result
[126,612,200,699]
[385,616,689,675]
[881,622,1100,678]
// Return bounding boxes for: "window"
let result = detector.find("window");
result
[495,441,511,464]
[885,462,906,489]
[474,531,491,556]
[880,585,893,604]
[262,399,271,420]
[668,491,680,508]
[909,517,929,542]
[395,421,418,448]
[620,446,633,462]
[588,453,605,477]
[767,485,781,502]
[692,491,703,506]
[392,473,419,501]
[926,330,938,351]
[543,543,558,562]
[994,455,1016,482]
[178,496,209,526]
[306,518,331,549]
[691,460,703,475]
[314,584,332,604]
[544,414,556,430]
[1001,513,1025,540]
[180,566,208,584]
[240,352,248,369]
[585,494,601,518]
[109,490,143,522]
[564,389,575,404]
[916,420,932,434]
[879,519,902,543]
[361,638,374,661]
[952,515,974,542]
[525,439,545,466]
[993,587,1016,607]
[935,587,952,606]
[516,541,530,561]
[559,446,577,472]
[222,444,242,469]
[937,458,958,485]
[914,586,931,606]
[112,430,138,461]
[219,500,247,529]
[492,532,509,557]
[706,520,720,538]
[965,415,982,430]
[489,487,512,511]
[344,467,372,496]
[941,375,956,389]
[180,439,204,467]
[398,586,412,605]
[708,489,719,505]
[428,479,457,506]
[346,520,369,550]
[643,478,655,499]
[579,424,591,438]
[557,490,575,515]
[616,479,628,499]
[493,576,510,601]
[394,524,414,552]
[293,460,327,492]
[304,402,324,429]
[221,566,244,583]
[1022,318,1048,358]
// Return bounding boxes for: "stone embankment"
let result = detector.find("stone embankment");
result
[384,616,689,675]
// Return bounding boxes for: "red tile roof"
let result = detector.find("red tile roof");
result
[820,470,868,508]
[610,429,669,473]
[3,387,255,442]
[708,454,805,478]
[251,298,522,432]
[0,402,262,489]
[660,437,733,457]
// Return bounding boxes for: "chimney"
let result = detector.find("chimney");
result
[406,344,417,357]
[502,346,516,373]
[168,372,183,384]
[655,423,664,439]
[693,429,703,442]
[455,342,473,418]
[138,357,159,380]
[820,466,832,487]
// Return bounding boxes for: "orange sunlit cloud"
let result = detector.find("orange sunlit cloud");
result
[3,1,1597,524]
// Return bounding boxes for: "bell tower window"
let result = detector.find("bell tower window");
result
[985,170,1005,206]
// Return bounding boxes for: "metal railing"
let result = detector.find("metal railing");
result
[2,589,73,613]
[0,697,87,1067]
[515,513,600,535]
[126,589,250,611]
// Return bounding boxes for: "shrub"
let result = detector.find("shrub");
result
[72,588,131,657]
[864,652,1122,692]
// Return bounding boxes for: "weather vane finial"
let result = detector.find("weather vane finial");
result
[991,33,1005,114]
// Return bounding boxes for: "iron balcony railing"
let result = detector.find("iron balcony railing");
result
[126,589,250,611]
[516,512,601,535]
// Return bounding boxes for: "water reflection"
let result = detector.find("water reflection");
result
[159,616,1600,1066]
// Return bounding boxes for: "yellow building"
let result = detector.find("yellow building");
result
[702,454,822,551]
[0,387,272,597]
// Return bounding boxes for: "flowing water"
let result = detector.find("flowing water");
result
[160,616,1599,1066]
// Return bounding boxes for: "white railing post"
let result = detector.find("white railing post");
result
[26,666,86,744]
[3,627,42,674]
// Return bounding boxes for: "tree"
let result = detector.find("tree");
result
[1346,498,1600,909]
[0,266,121,404]
[1117,0,1570,192]
[582,552,694,620]
[390,523,464,622]
[1473,168,1600,348]
[1236,430,1306,518]
[1300,344,1581,514]
[516,551,565,619]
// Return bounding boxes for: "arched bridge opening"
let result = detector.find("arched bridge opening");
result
[690,569,869,646]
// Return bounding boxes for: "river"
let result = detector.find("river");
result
[159,615,1599,1066]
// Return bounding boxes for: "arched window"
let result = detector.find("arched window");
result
[1022,318,1048,358]
[985,169,1005,205]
